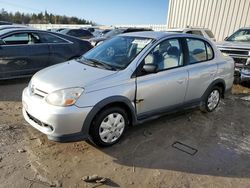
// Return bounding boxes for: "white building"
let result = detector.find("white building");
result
[167,0,250,41]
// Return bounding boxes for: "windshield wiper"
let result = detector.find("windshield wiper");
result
[86,58,117,71]
[75,57,98,68]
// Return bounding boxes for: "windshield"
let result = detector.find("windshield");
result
[103,29,124,38]
[80,36,152,70]
[227,29,250,42]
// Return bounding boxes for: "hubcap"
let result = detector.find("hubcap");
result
[99,113,125,143]
[207,90,220,111]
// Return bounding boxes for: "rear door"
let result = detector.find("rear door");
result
[26,32,50,71]
[38,32,74,65]
[184,38,217,102]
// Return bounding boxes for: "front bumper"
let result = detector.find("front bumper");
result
[22,87,93,142]
[240,68,250,82]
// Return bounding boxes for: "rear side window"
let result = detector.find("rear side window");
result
[186,38,214,64]
[38,33,67,43]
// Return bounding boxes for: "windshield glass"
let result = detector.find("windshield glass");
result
[81,36,152,70]
[103,29,124,38]
[227,29,250,42]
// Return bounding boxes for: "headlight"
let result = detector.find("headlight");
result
[222,52,228,57]
[45,87,84,107]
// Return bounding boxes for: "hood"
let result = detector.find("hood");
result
[216,41,250,50]
[31,60,118,93]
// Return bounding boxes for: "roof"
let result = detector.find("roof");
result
[0,27,37,36]
[120,31,181,40]
[166,27,211,31]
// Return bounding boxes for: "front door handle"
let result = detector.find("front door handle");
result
[177,79,185,84]
[136,99,144,104]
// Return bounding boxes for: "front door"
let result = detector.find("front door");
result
[135,38,188,118]
[0,32,49,78]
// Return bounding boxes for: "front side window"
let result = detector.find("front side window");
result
[187,38,214,64]
[2,33,43,45]
[143,38,183,72]
[80,36,152,70]
[227,29,250,42]
[2,33,29,45]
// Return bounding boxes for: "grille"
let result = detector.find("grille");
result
[233,57,247,65]
[26,111,53,130]
[30,85,48,98]
[26,111,43,126]
[221,49,249,55]
[33,88,47,98]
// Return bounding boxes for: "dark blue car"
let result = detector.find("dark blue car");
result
[0,28,92,79]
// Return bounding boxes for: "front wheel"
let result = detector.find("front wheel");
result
[89,107,128,147]
[200,86,222,112]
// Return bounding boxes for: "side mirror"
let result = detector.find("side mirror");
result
[0,39,5,45]
[142,64,157,73]
[224,36,228,40]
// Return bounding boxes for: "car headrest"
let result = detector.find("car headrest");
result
[167,46,180,57]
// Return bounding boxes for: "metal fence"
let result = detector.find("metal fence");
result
[29,24,168,31]
[28,24,92,30]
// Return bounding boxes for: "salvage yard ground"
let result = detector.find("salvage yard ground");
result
[0,78,250,188]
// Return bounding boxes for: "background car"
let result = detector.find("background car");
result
[166,27,216,42]
[0,24,29,31]
[89,27,153,46]
[0,21,12,25]
[59,28,94,39]
[216,27,250,83]
[0,28,92,80]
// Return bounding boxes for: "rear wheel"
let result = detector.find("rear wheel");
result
[200,86,222,112]
[89,107,128,147]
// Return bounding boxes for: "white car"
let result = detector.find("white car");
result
[166,28,216,42]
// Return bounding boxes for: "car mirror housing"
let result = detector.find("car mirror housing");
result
[224,36,228,40]
[142,64,157,73]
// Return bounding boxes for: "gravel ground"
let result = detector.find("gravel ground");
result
[0,78,250,188]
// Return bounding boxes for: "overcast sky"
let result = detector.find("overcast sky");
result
[0,0,169,25]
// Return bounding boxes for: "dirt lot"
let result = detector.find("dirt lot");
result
[0,78,250,188]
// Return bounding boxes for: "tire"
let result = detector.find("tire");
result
[200,86,222,113]
[89,107,129,147]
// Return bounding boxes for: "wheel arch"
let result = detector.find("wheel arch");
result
[82,96,137,135]
[202,79,226,100]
